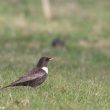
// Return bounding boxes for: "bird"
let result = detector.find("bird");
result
[51,37,65,48]
[0,57,53,90]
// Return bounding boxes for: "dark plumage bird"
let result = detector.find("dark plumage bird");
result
[51,38,65,47]
[0,57,53,90]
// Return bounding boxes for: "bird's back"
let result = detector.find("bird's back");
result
[10,68,47,87]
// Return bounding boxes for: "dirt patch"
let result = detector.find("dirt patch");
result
[79,39,110,48]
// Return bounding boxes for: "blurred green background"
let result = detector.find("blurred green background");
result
[0,0,110,110]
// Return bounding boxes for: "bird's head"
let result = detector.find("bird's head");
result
[37,57,53,68]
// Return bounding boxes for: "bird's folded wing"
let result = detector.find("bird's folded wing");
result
[11,71,45,85]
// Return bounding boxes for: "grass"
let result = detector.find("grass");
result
[0,0,110,110]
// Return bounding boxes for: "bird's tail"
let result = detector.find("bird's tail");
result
[0,85,11,91]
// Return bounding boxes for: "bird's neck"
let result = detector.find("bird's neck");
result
[41,67,48,74]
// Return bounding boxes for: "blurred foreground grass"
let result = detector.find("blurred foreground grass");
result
[0,0,110,110]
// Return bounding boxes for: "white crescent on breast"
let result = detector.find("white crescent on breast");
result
[41,67,48,74]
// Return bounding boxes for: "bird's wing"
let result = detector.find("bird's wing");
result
[11,69,45,85]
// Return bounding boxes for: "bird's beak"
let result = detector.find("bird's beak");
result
[49,58,54,60]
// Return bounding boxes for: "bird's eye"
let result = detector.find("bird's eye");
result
[46,58,49,61]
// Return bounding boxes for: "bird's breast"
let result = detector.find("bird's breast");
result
[41,67,48,74]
